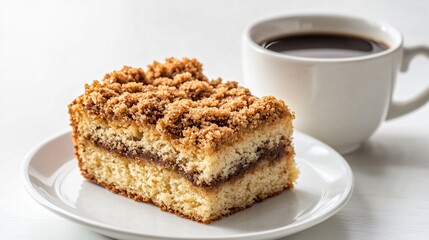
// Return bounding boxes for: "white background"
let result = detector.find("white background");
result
[1,0,429,239]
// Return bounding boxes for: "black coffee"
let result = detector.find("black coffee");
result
[261,33,388,58]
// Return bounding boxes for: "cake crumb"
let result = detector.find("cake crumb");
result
[73,58,293,151]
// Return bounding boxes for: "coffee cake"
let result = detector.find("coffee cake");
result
[68,57,299,223]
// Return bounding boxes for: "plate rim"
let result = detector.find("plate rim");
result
[22,129,354,240]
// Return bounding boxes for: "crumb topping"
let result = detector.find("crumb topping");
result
[71,58,293,152]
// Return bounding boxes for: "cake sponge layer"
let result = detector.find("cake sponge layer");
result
[75,139,298,223]
[71,107,293,187]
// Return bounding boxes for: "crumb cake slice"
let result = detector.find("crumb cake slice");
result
[68,57,299,223]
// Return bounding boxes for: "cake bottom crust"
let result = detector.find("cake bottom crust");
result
[75,140,298,223]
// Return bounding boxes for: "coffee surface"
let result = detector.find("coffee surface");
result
[261,33,388,58]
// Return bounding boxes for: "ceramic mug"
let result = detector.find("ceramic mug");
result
[242,14,429,154]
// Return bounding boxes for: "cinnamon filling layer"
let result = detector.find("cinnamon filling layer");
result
[87,136,289,188]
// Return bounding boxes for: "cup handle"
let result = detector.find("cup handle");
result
[386,47,429,120]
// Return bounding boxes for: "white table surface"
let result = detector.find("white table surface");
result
[1,0,429,239]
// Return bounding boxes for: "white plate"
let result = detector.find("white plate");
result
[22,130,354,240]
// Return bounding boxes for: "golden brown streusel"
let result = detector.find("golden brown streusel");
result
[70,57,293,152]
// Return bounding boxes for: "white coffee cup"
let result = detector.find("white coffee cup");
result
[242,14,429,154]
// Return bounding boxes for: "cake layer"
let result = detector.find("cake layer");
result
[92,135,288,188]
[71,109,293,187]
[69,58,294,154]
[75,139,298,223]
